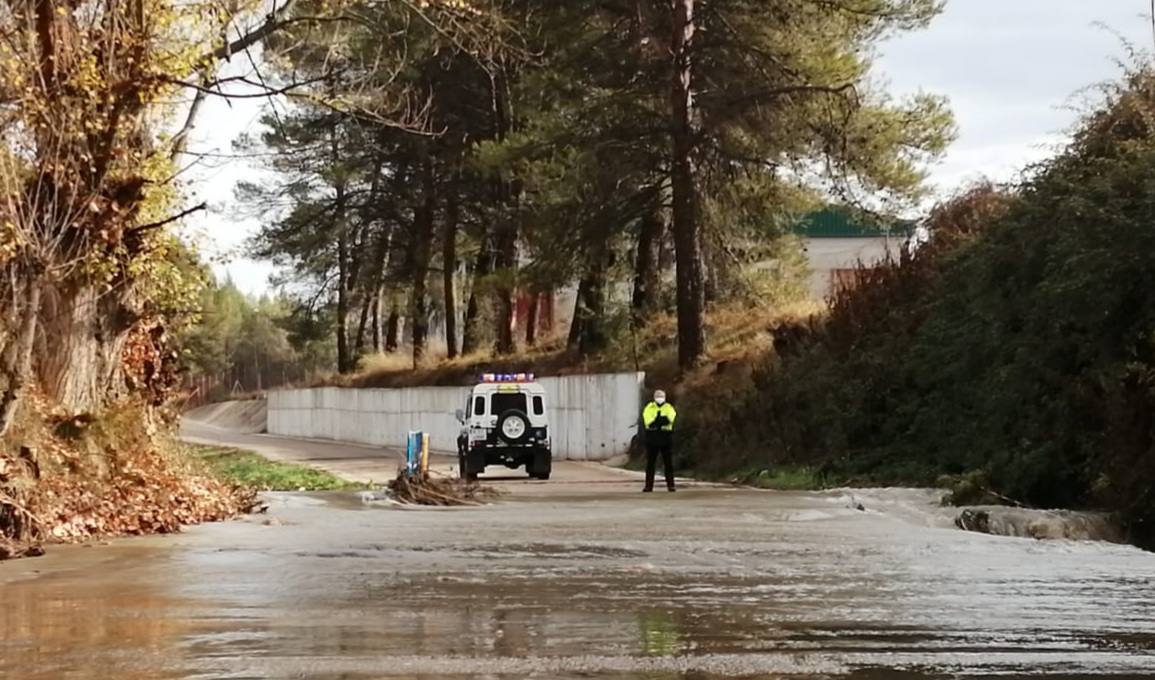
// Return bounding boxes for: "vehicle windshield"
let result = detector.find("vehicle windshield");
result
[491,392,528,415]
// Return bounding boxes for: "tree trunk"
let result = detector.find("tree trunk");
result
[443,178,460,359]
[670,0,706,371]
[346,163,388,357]
[539,288,554,335]
[462,228,491,355]
[490,68,518,356]
[576,251,610,356]
[371,286,383,352]
[567,252,608,356]
[368,222,394,355]
[703,237,719,303]
[333,131,353,373]
[658,220,674,275]
[336,225,352,373]
[632,208,664,326]
[354,290,373,355]
[385,299,401,354]
[525,291,538,347]
[170,73,210,161]
[36,282,136,414]
[493,225,517,355]
[567,278,590,351]
[409,147,437,366]
[0,277,43,437]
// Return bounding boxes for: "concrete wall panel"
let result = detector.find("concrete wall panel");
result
[266,372,644,460]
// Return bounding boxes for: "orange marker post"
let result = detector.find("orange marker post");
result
[420,432,430,476]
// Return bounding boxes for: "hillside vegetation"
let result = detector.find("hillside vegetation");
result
[324,301,818,391]
[694,68,1155,549]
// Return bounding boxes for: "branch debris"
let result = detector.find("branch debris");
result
[387,468,496,506]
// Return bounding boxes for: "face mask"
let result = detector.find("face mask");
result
[655,397,665,405]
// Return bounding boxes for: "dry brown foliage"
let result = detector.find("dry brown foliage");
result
[0,394,257,560]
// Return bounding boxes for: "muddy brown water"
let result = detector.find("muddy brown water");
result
[3,482,1155,679]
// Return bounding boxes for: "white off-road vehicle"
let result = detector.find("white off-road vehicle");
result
[456,373,551,481]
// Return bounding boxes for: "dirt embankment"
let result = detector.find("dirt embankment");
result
[1,398,258,561]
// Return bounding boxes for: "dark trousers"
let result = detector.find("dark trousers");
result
[644,442,675,491]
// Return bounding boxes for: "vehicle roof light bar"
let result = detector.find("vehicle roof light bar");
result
[480,372,535,383]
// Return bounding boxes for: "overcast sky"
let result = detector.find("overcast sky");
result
[181,0,1154,294]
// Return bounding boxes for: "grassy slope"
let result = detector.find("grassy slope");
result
[193,446,363,491]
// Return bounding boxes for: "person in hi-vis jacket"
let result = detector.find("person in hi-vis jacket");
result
[641,390,677,492]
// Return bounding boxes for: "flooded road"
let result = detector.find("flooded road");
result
[4,481,1155,679]
[4,425,1155,678]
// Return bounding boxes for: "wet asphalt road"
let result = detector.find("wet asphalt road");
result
[2,428,1155,679]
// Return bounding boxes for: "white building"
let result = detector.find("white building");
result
[796,209,910,300]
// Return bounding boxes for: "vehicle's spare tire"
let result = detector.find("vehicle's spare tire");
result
[496,409,531,444]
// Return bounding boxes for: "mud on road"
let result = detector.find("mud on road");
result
[2,428,1155,679]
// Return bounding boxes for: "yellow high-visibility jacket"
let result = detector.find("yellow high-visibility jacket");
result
[642,401,677,431]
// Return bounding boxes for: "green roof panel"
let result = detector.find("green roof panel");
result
[792,208,913,238]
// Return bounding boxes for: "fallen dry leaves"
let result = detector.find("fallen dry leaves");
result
[1,395,257,559]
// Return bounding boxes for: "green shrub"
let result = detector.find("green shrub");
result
[685,68,1155,549]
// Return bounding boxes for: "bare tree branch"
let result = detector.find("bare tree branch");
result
[208,0,297,62]
[128,203,208,235]
[169,73,333,99]
[170,76,211,161]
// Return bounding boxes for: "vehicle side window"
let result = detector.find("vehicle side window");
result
[533,395,544,415]
[473,396,485,416]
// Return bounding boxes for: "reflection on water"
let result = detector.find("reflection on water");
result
[0,554,194,680]
[639,610,681,657]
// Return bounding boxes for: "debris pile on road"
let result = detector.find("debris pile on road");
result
[387,468,496,506]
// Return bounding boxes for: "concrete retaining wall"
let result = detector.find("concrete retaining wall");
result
[185,399,268,434]
[267,372,646,461]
